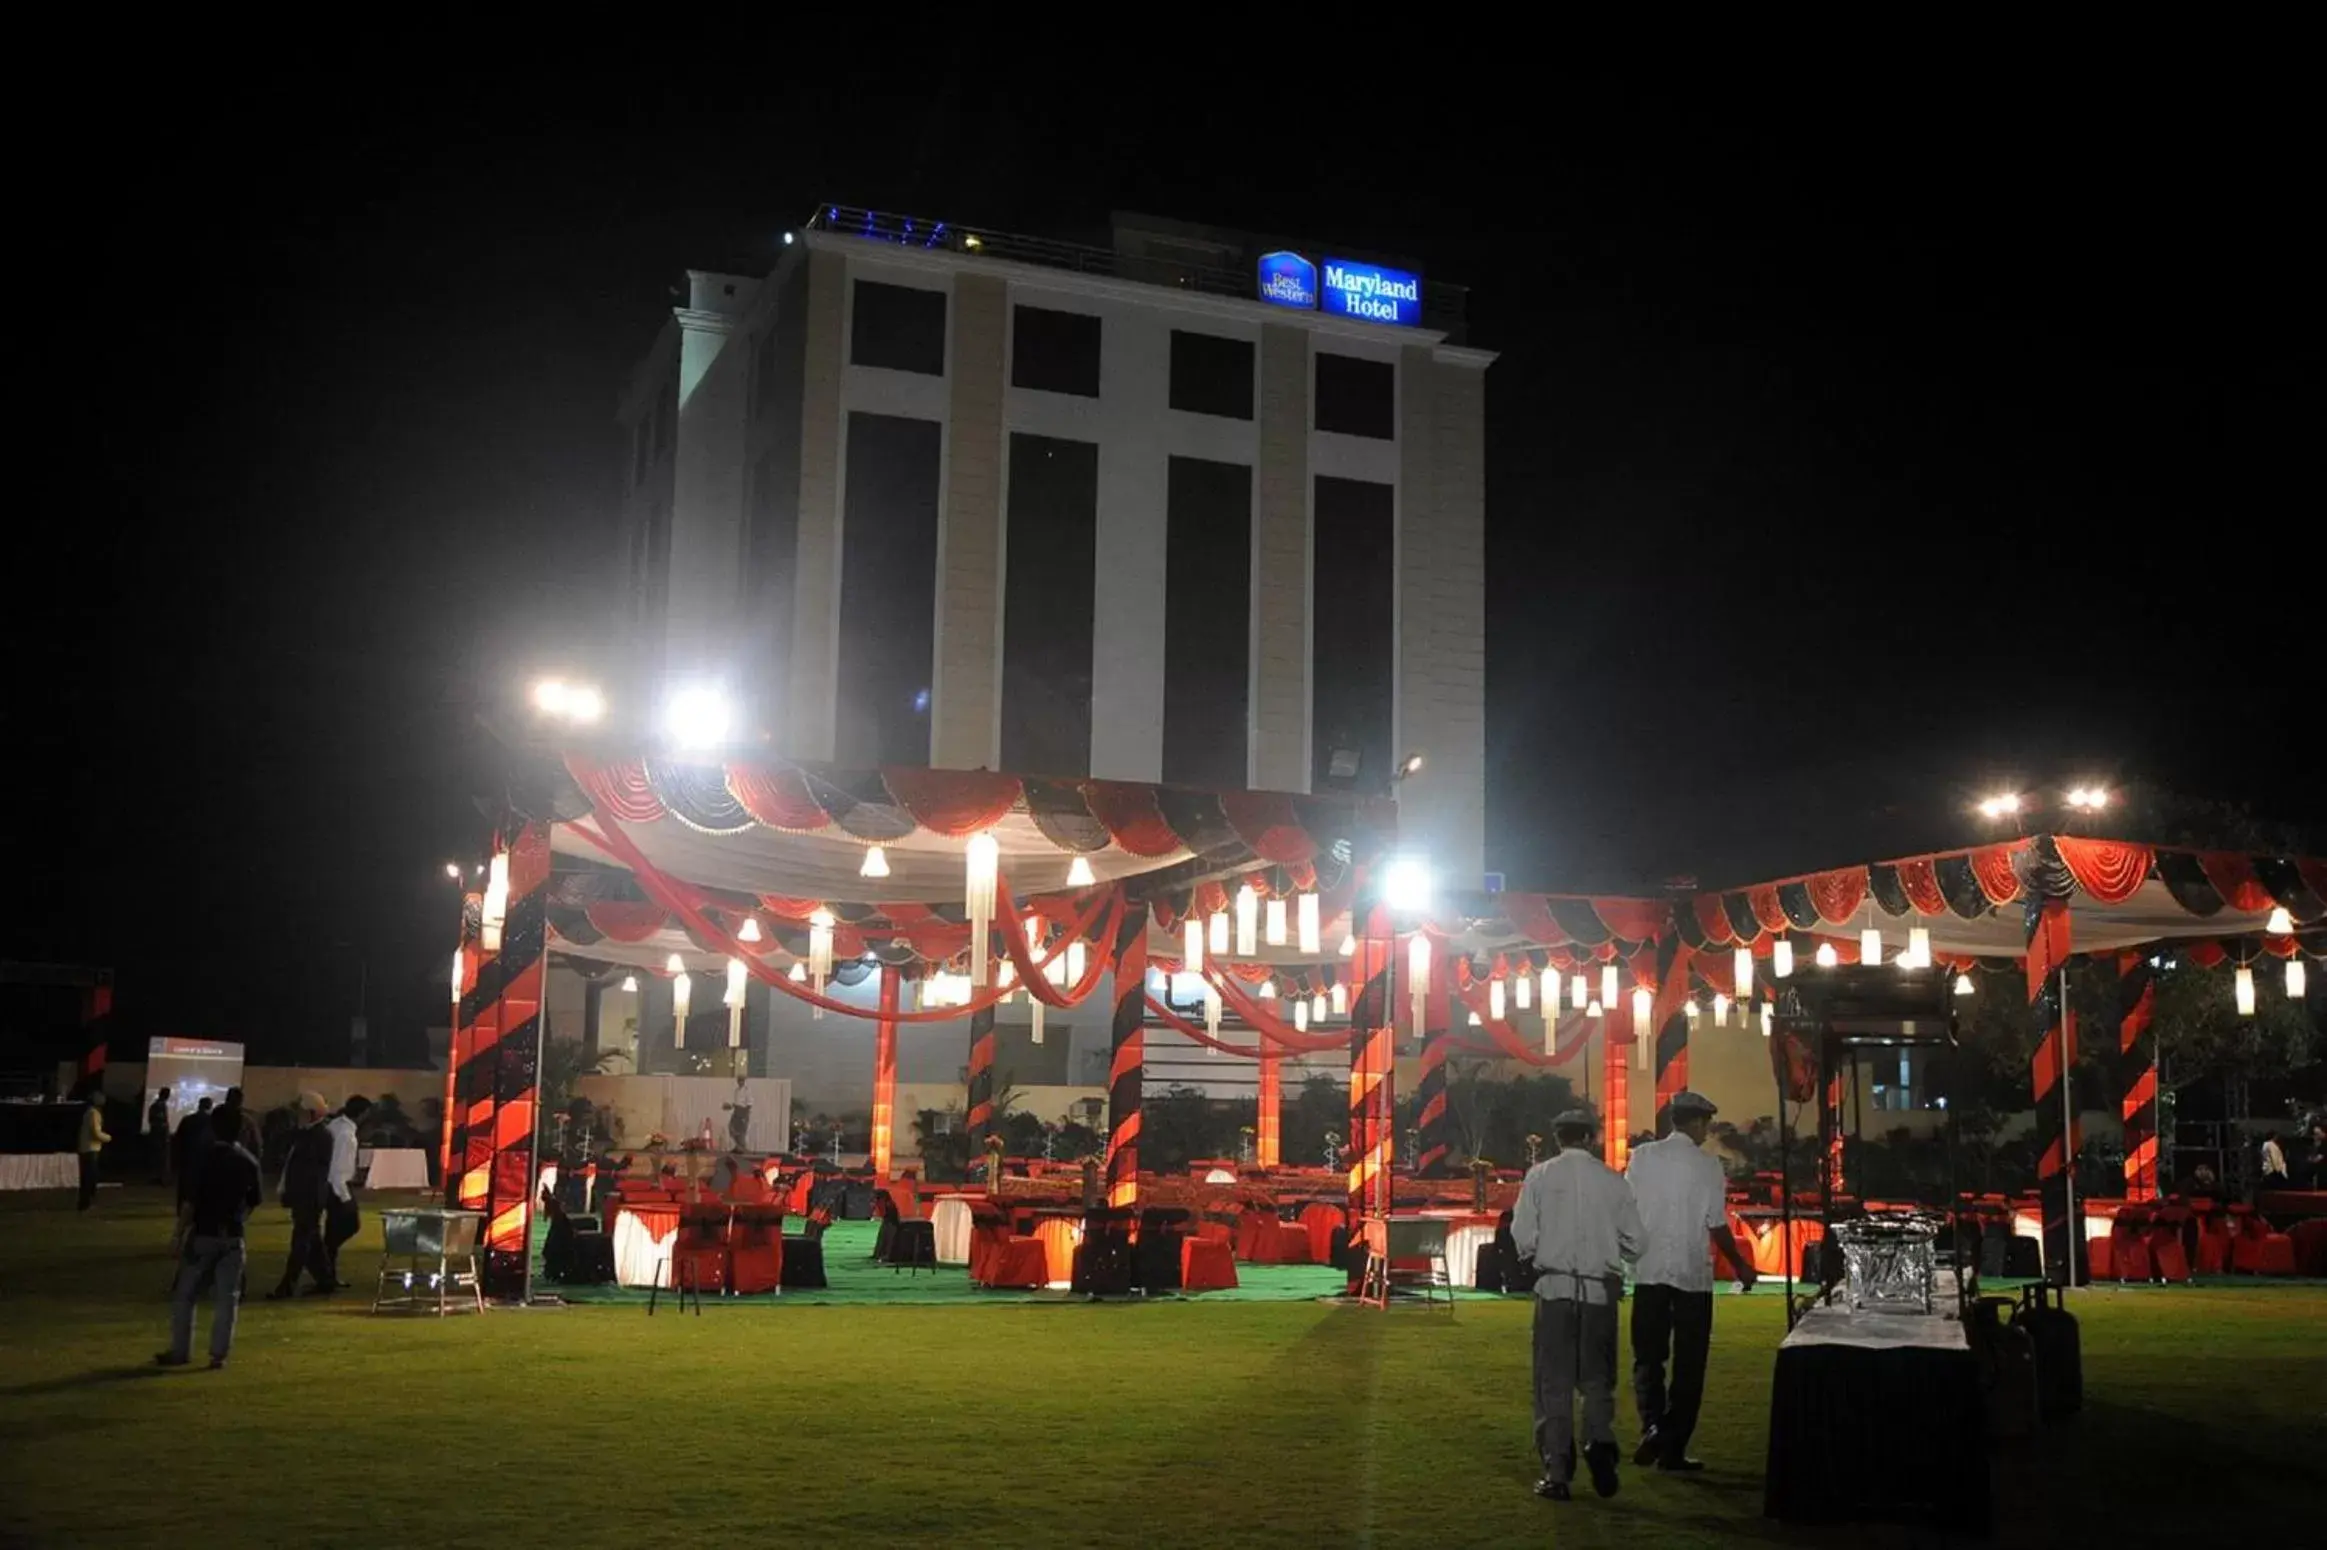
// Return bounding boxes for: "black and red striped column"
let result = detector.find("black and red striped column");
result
[454,822,549,1301]
[1414,949,1451,1176]
[2115,951,2159,1202]
[1345,907,1394,1286]
[965,1005,998,1145]
[2026,894,2082,1284]
[1104,904,1147,1209]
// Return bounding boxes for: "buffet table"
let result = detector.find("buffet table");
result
[1763,1287,1988,1534]
[0,1153,77,1191]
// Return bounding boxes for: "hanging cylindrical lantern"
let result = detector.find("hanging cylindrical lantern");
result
[1907,926,1931,969]
[1031,999,1045,1045]
[1065,938,1086,986]
[1773,938,1794,979]
[1543,1004,1556,1056]
[1816,941,1840,969]
[1631,984,1653,1029]
[1571,972,1589,1009]
[859,845,890,879]
[2235,965,2256,1016]
[1330,982,1348,1016]
[2288,957,2308,998]
[1407,931,1432,1036]
[449,948,464,1007]
[1859,928,1882,966]
[1066,855,1096,888]
[1601,963,1620,1011]
[1297,893,1321,955]
[724,955,748,1010]
[965,832,999,986]
[1183,917,1203,975]
[1205,981,1222,1040]
[1209,910,1229,957]
[1265,895,1287,948]
[1732,948,1752,1001]
[1295,997,1310,1031]
[481,851,508,953]
[1685,997,1701,1021]
[1236,885,1259,957]
[1514,968,1532,1010]
[669,952,691,1041]
[1712,991,1729,1025]
[1311,990,1328,1021]
[1634,1004,1650,1068]
[808,906,835,1014]
[1489,976,1506,1020]
[1759,1001,1774,1038]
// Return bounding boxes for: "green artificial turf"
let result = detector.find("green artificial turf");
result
[2,1187,2320,1548]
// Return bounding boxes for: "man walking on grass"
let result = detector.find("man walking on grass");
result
[1511,1107,1643,1503]
[158,1119,261,1369]
[318,1095,372,1290]
[75,1086,111,1211]
[266,1092,336,1300]
[1626,1090,1758,1474]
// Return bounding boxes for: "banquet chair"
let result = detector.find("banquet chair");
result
[729,1216,784,1295]
[729,1175,771,1205]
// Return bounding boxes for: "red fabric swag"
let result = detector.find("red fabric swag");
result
[1970,845,2024,906]
[1805,868,1869,925]
[880,767,1023,838]
[2195,852,2275,914]
[2054,838,2153,905]
[1894,857,1949,917]
[1080,781,1183,858]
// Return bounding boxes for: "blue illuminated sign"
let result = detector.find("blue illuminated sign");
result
[1256,250,1317,309]
[1321,258,1423,327]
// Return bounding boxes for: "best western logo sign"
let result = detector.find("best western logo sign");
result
[1256,251,1317,308]
[1255,251,1422,328]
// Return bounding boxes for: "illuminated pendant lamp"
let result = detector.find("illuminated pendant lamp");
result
[1407,932,1431,1035]
[1204,981,1222,1040]
[1685,997,1701,1021]
[1330,982,1348,1016]
[619,972,637,994]
[1065,939,1087,986]
[480,851,509,953]
[1631,984,1653,1029]
[1297,893,1321,955]
[1773,938,1794,979]
[1066,855,1096,888]
[2235,965,2256,1016]
[724,957,747,1046]
[2287,957,2307,998]
[2265,906,2295,935]
[1311,990,1328,1021]
[965,832,999,986]
[1759,1001,1774,1038]
[1489,976,1506,1020]
[668,953,690,1043]
[1712,992,1730,1026]
[807,909,835,1019]
[1265,894,1288,948]
[1340,930,1357,957]
[1209,910,1230,957]
[859,845,891,880]
[1956,973,1976,997]
[1815,941,1840,969]
[1467,1010,1483,1026]
[1257,978,1278,1000]
[1732,948,1753,1001]
[1540,966,1557,1011]
[449,948,465,1009]
[1294,998,1310,1031]
[1860,925,1882,967]
[1184,917,1203,974]
[1601,964,1620,1012]
[1514,969,1532,1010]
[1236,884,1259,957]
[1634,1002,1650,1068]
[1031,999,1045,1045]
[1908,926,1932,969]
[1587,998,1604,1019]
[787,962,808,984]
[1571,973,1589,1010]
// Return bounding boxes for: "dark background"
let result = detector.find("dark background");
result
[7,51,2317,1064]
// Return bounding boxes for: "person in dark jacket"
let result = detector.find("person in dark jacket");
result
[147,1088,173,1184]
[266,1092,337,1300]
[169,1098,215,1256]
[158,1125,262,1369]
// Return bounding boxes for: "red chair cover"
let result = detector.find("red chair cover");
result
[2147,1232,2190,1283]
[1301,1203,1344,1266]
[1181,1236,1238,1293]
[2085,1234,2114,1280]
[1035,1218,1079,1284]
[984,1237,1049,1290]
[729,1218,783,1294]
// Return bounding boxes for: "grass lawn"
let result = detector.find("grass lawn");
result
[1,1188,2320,1548]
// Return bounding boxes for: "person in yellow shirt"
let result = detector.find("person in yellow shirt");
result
[77,1086,112,1211]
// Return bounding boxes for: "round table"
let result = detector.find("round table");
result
[931,1196,974,1265]
[611,1203,681,1287]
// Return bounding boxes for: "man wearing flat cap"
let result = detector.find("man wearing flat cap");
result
[265,1092,336,1300]
[1511,1106,1643,1502]
[1625,1090,1757,1472]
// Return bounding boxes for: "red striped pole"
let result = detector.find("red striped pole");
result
[871,966,900,1182]
[1255,1051,1281,1168]
[2115,951,2159,1202]
[2026,895,2081,1284]
[1602,992,1631,1169]
[1104,904,1147,1209]
[441,902,476,1200]
[465,823,549,1300]
[1345,907,1393,1287]
[965,1005,998,1144]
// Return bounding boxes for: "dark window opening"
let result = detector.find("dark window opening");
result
[1001,434,1097,777]
[1311,476,1395,792]
[837,413,941,766]
[1163,456,1252,788]
[1314,352,1395,439]
[850,280,947,375]
[1169,331,1254,420]
[1011,306,1102,398]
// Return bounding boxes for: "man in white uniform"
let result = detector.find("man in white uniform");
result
[1511,1107,1644,1502]
[1625,1090,1757,1472]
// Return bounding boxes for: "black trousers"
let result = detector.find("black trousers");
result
[77,1153,100,1210]
[1631,1282,1713,1461]
[276,1203,331,1291]
[323,1197,361,1284]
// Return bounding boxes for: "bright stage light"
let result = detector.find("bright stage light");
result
[444,862,461,881]
[664,685,733,749]
[2066,786,2109,811]
[532,677,605,724]
[1977,792,2022,820]
[1381,855,1433,914]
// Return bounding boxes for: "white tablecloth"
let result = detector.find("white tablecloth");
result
[1444,1223,1498,1290]
[360,1148,431,1190]
[612,1206,680,1288]
[0,1153,78,1191]
[932,1196,973,1265]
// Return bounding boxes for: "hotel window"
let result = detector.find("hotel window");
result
[1163,456,1252,788]
[1311,477,1394,791]
[1011,306,1101,398]
[744,449,797,723]
[1169,330,1254,420]
[850,280,947,375]
[1314,352,1394,439]
[1001,434,1097,777]
[836,413,941,766]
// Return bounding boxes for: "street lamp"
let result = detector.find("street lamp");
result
[1381,855,1432,914]
[664,685,733,750]
[531,677,605,725]
[1975,792,2022,820]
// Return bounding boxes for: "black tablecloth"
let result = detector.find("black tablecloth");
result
[780,1235,827,1289]
[1764,1304,1989,1534]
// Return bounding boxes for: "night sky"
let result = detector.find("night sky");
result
[13,57,2317,1062]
